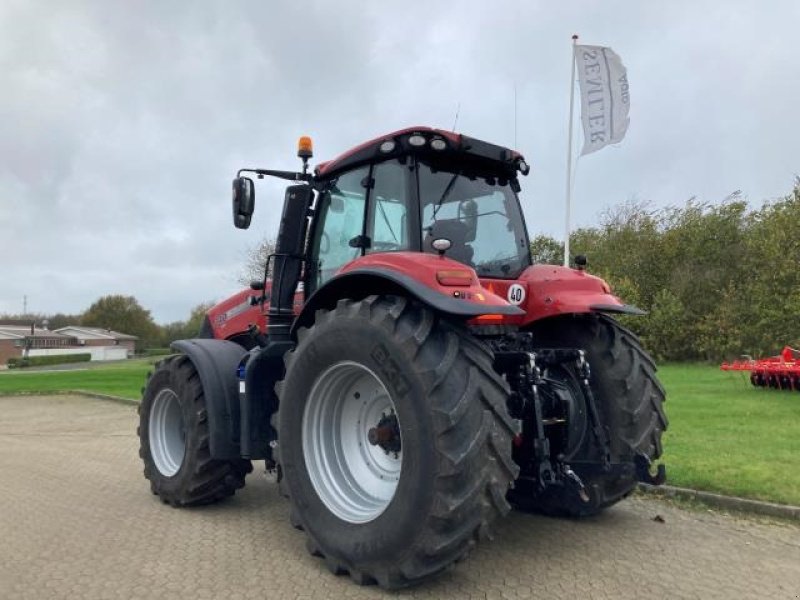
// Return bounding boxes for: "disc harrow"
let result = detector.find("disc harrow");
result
[721,346,800,390]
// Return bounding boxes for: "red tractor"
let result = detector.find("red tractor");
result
[138,127,667,589]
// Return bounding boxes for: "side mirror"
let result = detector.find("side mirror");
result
[232,177,255,229]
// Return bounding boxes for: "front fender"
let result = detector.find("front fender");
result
[518,264,644,325]
[171,339,248,460]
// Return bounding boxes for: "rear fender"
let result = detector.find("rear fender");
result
[518,264,644,325]
[170,339,248,460]
[294,254,523,335]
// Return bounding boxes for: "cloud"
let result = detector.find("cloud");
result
[1,0,798,321]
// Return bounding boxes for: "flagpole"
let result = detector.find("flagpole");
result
[563,34,578,267]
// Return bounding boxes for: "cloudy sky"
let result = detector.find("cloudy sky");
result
[1,1,797,323]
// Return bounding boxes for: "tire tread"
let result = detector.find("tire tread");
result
[138,355,251,507]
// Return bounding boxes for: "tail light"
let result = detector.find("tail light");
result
[436,270,473,286]
[471,314,506,324]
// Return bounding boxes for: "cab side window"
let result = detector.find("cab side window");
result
[312,167,368,285]
[366,161,409,254]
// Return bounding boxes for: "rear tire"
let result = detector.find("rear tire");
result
[138,355,252,506]
[522,313,667,517]
[275,295,519,589]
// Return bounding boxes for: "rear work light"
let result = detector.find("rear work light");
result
[436,269,473,286]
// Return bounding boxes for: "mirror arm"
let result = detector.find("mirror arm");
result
[237,168,314,183]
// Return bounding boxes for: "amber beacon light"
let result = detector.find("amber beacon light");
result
[297,136,313,159]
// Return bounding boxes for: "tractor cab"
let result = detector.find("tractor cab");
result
[306,141,533,292]
[230,126,532,297]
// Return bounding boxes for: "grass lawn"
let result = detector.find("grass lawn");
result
[659,364,800,506]
[0,358,154,400]
[1,358,799,506]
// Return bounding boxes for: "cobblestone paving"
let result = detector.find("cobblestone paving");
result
[1,394,799,599]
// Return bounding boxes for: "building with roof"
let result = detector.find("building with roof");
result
[0,325,78,365]
[0,323,138,366]
[54,327,138,353]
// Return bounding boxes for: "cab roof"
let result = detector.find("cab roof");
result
[315,126,526,179]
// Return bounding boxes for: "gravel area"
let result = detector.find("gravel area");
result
[1,394,798,599]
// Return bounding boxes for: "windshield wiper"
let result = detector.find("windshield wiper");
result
[431,172,460,221]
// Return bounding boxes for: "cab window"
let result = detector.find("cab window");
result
[311,166,368,286]
[366,160,410,254]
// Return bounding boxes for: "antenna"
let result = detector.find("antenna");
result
[513,82,518,149]
[452,102,461,131]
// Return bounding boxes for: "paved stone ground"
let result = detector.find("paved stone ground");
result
[1,394,799,600]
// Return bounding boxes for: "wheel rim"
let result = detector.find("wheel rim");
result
[302,361,402,524]
[149,388,186,477]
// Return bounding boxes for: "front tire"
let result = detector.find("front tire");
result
[275,296,519,589]
[138,355,252,506]
[523,314,667,517]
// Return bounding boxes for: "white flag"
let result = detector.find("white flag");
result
[575,45,630,155]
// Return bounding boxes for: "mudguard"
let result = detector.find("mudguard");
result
[294,261,524,335]
[240,340,293,459]
[170,339,248,460]
[517,264,645,325]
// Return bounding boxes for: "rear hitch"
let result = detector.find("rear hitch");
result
[524,352,555,487]
[537,348,612,470]
[635,453,666,486]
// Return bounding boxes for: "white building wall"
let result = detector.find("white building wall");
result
[28,346,129,361]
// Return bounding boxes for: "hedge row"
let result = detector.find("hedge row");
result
[7,353,92,369]
[531,180,800,361]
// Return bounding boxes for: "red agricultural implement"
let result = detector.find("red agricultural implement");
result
[721,346,800,389]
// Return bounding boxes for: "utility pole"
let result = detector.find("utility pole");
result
[23,295,27,315]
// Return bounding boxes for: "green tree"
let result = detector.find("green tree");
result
[696,282,747,361]
[158,301,216,346]
[529,235,564,265]
[0,312,81,330]
[571,199,665,309]
[186,301,215,335]
[46,313,83,330]
[599,274,644,336]
[735,183,800,355]
[641,288,688,361]
[82,295,159,350]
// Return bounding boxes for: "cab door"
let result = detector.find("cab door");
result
[308,166,370,290]
[307,159,414,296]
